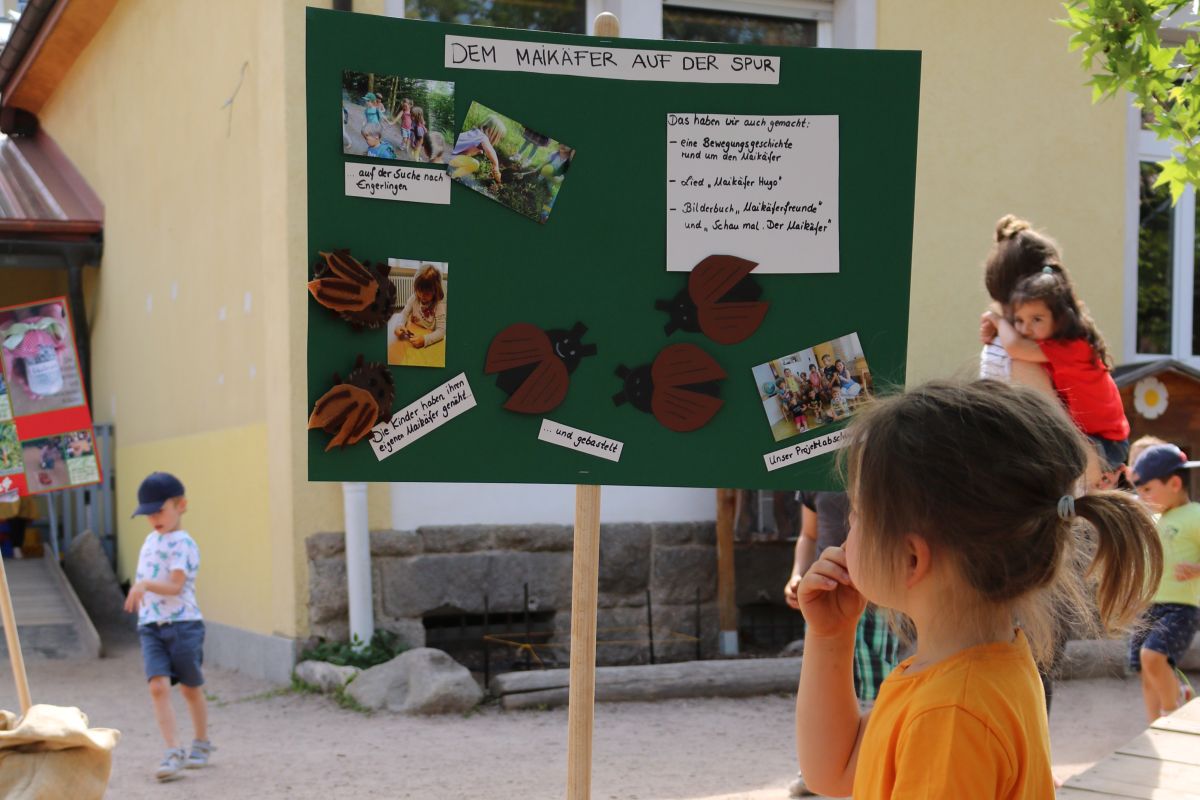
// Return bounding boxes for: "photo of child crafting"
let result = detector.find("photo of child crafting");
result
[752,332,872,443]
[386,260,447,369]
[449,101,574,223]
[341,71,454,164]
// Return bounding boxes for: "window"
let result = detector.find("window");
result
[407,0,586,33]
[1131,118,1199,362]
[663,4,818,47]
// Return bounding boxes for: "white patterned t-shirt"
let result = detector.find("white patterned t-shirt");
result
[134,529,202,625]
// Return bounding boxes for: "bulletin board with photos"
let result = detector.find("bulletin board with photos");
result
[0,297,102,499]
[306,9,920,490]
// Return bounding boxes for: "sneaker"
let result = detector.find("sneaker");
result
[1178,669,1195,706]
[185,739,215,769]
[155,747,186,781]
[787,773,816,797]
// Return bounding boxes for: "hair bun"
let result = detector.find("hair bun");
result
[995,214,1031,241]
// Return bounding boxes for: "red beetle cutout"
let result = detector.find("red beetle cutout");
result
[655,255,768,345]
[484,322,596,414]
[612,343,726,432]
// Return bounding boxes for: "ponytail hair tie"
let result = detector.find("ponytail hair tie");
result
[1042,265,1055,274]
[1057,494,1075,521]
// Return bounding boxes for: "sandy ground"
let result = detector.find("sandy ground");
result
[0,628,1183,799]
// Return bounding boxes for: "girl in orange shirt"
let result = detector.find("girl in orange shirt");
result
[794,381,1163,799]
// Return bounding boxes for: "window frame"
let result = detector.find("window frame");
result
[662,0,833,45]
[1126,100,1198,365]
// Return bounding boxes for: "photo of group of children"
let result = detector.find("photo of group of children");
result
[342,71,455,164]
[0,300,84,417]
[387,259,448,369]
[21,430,97,493]
[0,422,19,476]
[752,332,872,443]
[449,101,574,224]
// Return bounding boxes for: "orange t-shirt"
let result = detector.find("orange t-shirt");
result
[853,630,1054,799]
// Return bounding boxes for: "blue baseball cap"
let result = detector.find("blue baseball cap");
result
[131,471,185,517]
[1131,445,1200,486]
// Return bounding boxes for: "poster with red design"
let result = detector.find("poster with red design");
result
[0,297,101,500]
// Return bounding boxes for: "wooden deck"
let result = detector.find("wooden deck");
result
[1058,697,1200,799]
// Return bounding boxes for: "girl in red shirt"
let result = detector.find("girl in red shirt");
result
[985,266,1130,468]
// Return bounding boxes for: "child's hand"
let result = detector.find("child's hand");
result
[1175,562,1200,581]
[123,582,146,614]
[980,312,999,343]
[783,572,803,610]
[796,546,866,639]
[412,335,426,348]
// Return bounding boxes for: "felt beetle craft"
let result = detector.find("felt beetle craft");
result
[307,249,396,330]
[308,355,395,450]
[613,343,726,432]
[484,322,597,414]
[655,255,768,345]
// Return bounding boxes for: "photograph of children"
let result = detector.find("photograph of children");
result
[22,434,69,492]
[63,429,100,486]
[751,332,872,443]
[0,371,10,422]
[0,422,20,476]
[449,101,574,224]
[0,301,85,418]
[342,71,455,164]
[386,259,448,369]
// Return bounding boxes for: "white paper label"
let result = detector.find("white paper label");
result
[537,419,623,462]
[445,35,779,85]
[763,429,846,472]
[369,373,476,460]
[345,163,450,204]
[667,113,839,274]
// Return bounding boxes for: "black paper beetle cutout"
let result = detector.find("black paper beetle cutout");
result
[655,255,768,345]
[484,322,597,414]
[613,343,726,432]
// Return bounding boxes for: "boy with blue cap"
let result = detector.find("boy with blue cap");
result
[122,471,213,781]
[1130,444,1200,722]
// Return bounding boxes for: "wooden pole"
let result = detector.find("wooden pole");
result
[567,484,601,800]
[0,556,32,713]
[716,488,738,655]
[566,17,617,800]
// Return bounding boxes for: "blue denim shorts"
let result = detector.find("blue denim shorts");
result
[139,620,205,687]
[1130,603,1200,670]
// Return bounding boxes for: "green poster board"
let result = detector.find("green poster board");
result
[307,9,920,490]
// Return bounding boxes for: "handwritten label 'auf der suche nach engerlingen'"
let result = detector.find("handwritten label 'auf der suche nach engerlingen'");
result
[666,113,839,274]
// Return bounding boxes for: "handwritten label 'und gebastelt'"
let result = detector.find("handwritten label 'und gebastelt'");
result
[537,419,624,462]
[667,113,838,274]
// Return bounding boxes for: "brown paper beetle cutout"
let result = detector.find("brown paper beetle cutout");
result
[307,249,396,330]
[308,355,395,450]
[655,255,768,345]
[484,322,597,414]
[613,343,726,432]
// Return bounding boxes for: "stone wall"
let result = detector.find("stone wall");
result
[306,522,732,666]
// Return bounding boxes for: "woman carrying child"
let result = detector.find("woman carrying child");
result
[795,380,1162,798]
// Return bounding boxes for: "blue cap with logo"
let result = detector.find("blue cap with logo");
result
[1131,444,1200,487]
[131,471,186,517]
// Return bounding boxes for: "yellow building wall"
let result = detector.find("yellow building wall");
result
[877,0,1128,384]
[117,425,273,634]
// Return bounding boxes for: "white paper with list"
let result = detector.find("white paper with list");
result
[666,114,838,274]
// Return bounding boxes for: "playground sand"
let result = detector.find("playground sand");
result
[0,629,1167,799]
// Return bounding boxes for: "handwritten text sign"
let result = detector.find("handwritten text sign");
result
[345,163,451,204]
[763,430,846,472]
[445,35,779,85]
[370,374,476,460]
[537,419,624,462]
[666,114,839,273]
